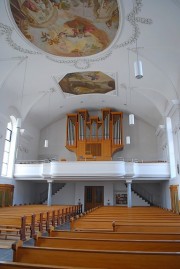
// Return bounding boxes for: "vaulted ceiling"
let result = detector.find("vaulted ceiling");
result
[0,0,180,130]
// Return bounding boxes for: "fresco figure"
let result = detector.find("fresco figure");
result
[10,0,119,57]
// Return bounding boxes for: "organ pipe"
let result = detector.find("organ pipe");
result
[107,113,110,139]
[70,120,74,145]
[104,115,106,139]
[118,118,121,144]
[68,119,71,145]
[117,120,119,144]
[66,109,123,161]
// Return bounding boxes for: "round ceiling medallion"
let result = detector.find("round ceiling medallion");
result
[9,0,120,57]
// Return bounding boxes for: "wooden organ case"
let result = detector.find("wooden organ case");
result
[66,109,123,161]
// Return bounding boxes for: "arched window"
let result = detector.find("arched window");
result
[1,121,12,176]
[1,116,18,177]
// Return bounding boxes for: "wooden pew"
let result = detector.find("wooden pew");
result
[0,216,26,240]
[70,217,113,231]
[48,229,180,240]
[83,206,178,218]
[34,233,180,252]
[0,205,81,240]
[12,240,180,269]
[113,222,180,233]
[70,217,180,233]
[80,213,180,221]
[0,261,101,269]
[70,205,180,231]
[79,210,180,221]
[0,213,44,240]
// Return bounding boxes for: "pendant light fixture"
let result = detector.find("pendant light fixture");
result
[44,90,51,148]
[134,39,143,79]
[44,139,48,148]
[129,114,135,125]
[126,136,131,145]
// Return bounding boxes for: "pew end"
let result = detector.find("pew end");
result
[12,240,24,262]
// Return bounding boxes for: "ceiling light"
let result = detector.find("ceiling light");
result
[134,60,143,79]
[126,136,131,144]
[44,139,48,148]
[44,91,51,148]
[134,39,143,79]
[129,114,135,125]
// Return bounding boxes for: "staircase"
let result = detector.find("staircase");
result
[40,183,65,204]
[121,183,149,206]
[131,183,158,206]
[131,190,150,206]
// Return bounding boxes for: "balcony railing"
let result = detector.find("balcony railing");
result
[14,160,170,180]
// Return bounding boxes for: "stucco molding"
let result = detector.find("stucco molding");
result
[1,0,152,69]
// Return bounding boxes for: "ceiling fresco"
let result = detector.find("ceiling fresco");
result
[59,71,115,95]
[9,0,120,57]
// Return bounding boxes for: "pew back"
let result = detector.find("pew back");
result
[0,261,102,269]
[49,229,180,240]
[34,235,180,252]
[12,241,180,269]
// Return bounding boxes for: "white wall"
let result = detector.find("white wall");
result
[39,117,76,161]
[13,181,36,205]
[46,181,150,210]
[17,120,40,161]
[164,101,180,203]
[160,181,171,209]
[49,182,76,205]
[132,192,149,206]
[132,182,161,205]
[0,112,40,182]
[114,114,158,161]
[39,114,159,162]
[114,182,149,206]
[50,181,114,210]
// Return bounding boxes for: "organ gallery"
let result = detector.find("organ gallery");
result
[66,109,123,161]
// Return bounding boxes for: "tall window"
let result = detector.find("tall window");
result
[1,122,12,176]
[1,116,18,177]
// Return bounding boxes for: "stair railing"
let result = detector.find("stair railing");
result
[131,183,160,206]
[40,183,65,204]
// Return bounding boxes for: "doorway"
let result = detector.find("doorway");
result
[84,186,104,211]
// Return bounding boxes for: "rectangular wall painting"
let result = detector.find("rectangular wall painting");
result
[115,193,127,205]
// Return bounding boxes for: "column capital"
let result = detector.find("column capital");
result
[126,179,132,184]
[47,179,54,184]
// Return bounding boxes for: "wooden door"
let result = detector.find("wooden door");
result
[0,184,14,207]
[84,186,104,211]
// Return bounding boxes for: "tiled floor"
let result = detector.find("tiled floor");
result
[0,222,70,262]
[0,248,13,262]
[0,238,34,262]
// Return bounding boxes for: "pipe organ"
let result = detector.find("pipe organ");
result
[66,109,123,161]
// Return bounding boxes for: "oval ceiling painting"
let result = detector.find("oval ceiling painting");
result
[9,0,120,57]
[59,71,115,95]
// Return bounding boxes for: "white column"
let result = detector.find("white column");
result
[126,179,132,208]
[47,179,53,206]
[166,117,176,178]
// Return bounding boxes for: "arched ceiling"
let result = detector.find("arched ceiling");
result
[0,0,180,130]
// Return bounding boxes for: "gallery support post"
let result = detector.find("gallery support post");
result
[47,179,53,206]
[126,179,132,208]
